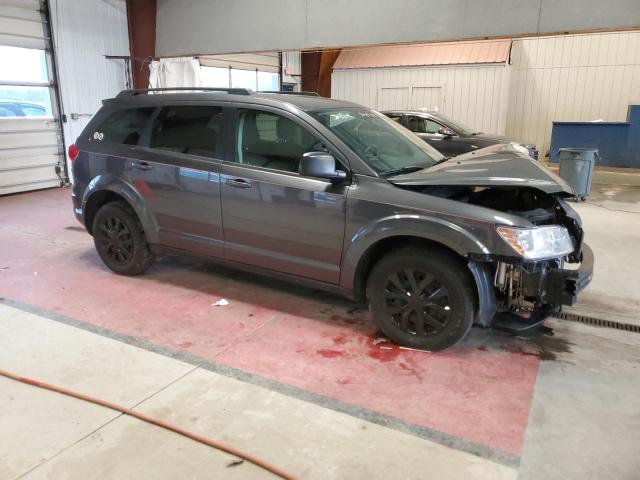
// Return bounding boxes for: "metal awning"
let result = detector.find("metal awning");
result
[333,39,511,70]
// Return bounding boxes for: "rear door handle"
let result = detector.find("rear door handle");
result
[134,161,152,171]
[225,178,252,188]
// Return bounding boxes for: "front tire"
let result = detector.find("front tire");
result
[366,247,475,351]
[92,201,155,276]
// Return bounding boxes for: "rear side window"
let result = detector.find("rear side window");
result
[96,108,154,145]
[150,106,223,158]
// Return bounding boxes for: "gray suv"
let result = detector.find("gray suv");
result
[70,88,593,351]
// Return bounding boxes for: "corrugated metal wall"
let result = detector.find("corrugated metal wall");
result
[0,0,64,195]
[282,51,301,88]
[506,31,640,156]
[50,0,130,179]
[332,64,511,135]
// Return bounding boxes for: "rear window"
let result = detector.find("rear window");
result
[150,105,223,158]
[95,108,154,145]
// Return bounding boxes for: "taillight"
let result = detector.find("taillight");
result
[68,144,79,162]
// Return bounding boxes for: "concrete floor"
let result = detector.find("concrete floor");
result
[0,185,639,479]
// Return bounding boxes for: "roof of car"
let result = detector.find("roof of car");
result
[105,88,361,112]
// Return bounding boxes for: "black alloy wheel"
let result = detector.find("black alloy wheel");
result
[383,269,452,337]
[92,201,155,276]
[367,247,475,351]
[97,215,134,266]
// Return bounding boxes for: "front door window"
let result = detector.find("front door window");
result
[407,115,444,135]
[236,109,318,173]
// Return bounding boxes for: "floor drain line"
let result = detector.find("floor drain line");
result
[554,311,640,333]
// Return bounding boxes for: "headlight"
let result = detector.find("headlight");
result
[497,225,574,260]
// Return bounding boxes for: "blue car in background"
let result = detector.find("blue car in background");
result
[0,101,46,117]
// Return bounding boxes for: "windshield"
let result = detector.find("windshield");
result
[432,113,477,135]
[309,108,444,175]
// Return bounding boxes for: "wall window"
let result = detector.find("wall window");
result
[230,69,257,90]
[200,65,280,92]
[0,46,52,118]
[96,108,154,145]
[236,110,317,172]
[151,106,223,158]
[257,71,279,91]
[200,66,229,88]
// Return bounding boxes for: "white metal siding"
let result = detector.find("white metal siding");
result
[506,31,640,155]
[282,51,301,88]
[332,64,511,135]
[0,0,46,49]
[0,0,64,194]
[0,118,60,194]
[50,0,130,180]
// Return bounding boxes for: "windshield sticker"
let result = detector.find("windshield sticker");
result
[328,112,353,127]
[93,131,104,141]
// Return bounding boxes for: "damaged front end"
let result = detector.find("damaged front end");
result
[455,187,593,332]
[402,182,593,333]
[465,187,593,332]
[388,148,594,332]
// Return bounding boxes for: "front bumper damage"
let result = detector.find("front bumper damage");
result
[470,244,594,333]
[544,243,594,306]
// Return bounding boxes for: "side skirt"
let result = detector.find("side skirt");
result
[150,244,352,300]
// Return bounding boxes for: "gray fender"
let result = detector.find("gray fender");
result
[340,214,490,296]
[82,175,160,243]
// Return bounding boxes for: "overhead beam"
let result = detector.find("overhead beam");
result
[156,0,640,57]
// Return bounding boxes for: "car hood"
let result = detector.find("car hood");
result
[389,143,574,194]
[469,132,536,147]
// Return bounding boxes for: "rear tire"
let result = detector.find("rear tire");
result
[92,201,155,276]
[366,247,475,351]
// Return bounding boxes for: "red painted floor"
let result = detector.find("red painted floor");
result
[0,188,539,456]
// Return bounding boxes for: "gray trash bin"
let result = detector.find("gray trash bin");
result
[557,148,598,201]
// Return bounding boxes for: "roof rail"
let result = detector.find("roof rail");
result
[260,91,320,97]
[116,87,253,97]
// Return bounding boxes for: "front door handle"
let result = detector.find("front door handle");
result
[134,161,152,171]
[225,178,252,188]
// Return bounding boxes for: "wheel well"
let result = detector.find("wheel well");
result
[84,191,128,235]
[352,236,467,301]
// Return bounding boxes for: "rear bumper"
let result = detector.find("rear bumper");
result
[544,243,594,306]
[71,192,85,227]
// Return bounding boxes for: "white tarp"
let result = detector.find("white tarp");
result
[148,57,202,89]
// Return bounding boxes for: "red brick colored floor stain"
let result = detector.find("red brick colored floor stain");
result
[0,188,540,456]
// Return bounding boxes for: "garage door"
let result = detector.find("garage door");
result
[0,0,64,195]
[377,86,410,110]
[410,86,443,111]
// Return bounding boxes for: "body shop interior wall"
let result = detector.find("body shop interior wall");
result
[155,0,640,56]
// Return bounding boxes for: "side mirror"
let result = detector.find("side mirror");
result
[299,151,347,182]
[438,127,455,138]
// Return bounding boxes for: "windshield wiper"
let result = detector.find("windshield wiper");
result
[380,165,426,177]
[431,156,452,166]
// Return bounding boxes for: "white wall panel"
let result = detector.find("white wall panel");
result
[506,31,640,156]
[0,1,64,194]
[332,64,510,135]
[156,0,640,56]
[50,0,130,180]
[0,2,46,49]
[0,118,61,195]
[282,51,301,87]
